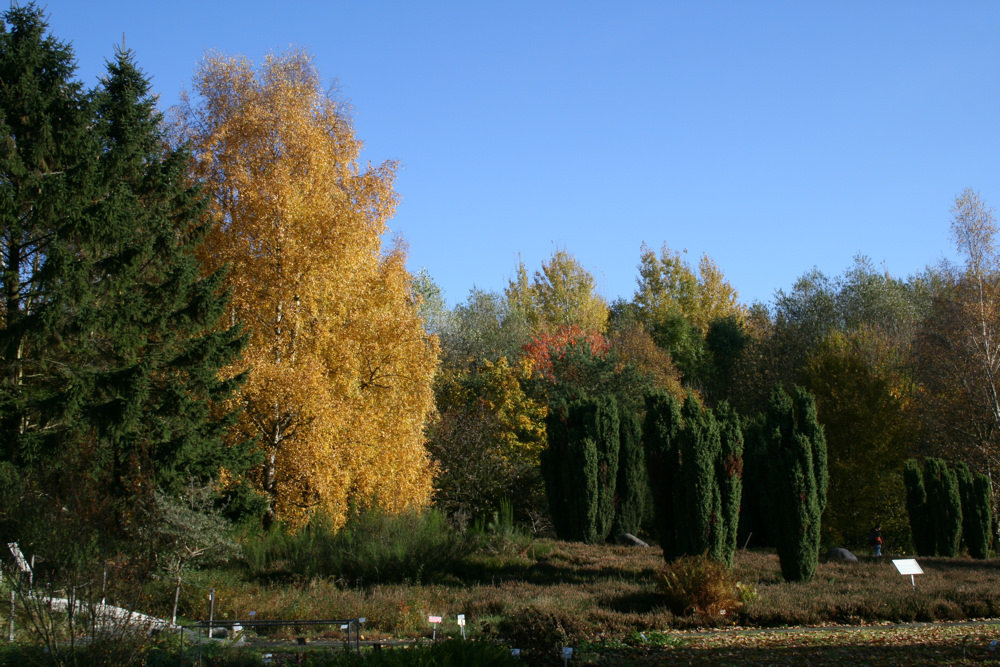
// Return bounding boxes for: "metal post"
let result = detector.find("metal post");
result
[101,565,107,605]
[208,589,215,632]
[8,590,14,641]
[171,574,182,626]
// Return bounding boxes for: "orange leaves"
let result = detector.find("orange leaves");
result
[184,51,437,529]
[521,325,611,382]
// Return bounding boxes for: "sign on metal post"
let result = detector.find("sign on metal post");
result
[457,614,466,639]
[892,558,924,590]
[428,615,442,641]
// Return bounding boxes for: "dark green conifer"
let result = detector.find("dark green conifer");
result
[924,458,962,557]
[541,397,620,543]
[903,459,935,556]
[954,462,992,559]
[644,391,743,565]
[677,395,721,558]
[715,401,743,567]
[761,385,827,582]
[0,6,250,553]
[593,396,620,543]
[610,408,645,538]
[643,390,683,561]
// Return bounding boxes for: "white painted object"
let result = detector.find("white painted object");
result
[892,558,924,590]
[7,543,30,574]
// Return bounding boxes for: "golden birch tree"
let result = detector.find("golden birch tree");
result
[179,51,438,528]
[634,243,744,334]
[505,249,608,334]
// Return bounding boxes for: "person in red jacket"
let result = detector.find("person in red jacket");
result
[868,525,883,557]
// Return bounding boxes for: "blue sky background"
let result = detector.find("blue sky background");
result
[34,1,1000,307]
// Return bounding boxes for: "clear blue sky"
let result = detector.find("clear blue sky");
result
[35,1,1000,307]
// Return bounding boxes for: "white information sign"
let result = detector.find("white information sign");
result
[892,559,923,576]
[456,614,465,627]
[892,558,924,590]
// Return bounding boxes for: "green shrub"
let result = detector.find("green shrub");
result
[643,392,744,566]
[610,409,646,539]
[758,385,827,582]
[241,507,475,583]
[904,459,935,556]
[925,458,962,557]
[541,397,619,544]
[955,461,993,559]
[715,402,743,568]
[657,553,743,618]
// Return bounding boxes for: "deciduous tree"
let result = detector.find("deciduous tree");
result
[181,51,438,528]
[506,250,608,334]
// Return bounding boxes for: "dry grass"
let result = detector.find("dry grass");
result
[162,541,1000,655]
[738,550,1000,626]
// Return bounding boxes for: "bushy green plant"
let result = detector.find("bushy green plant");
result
[904,458,935,556]
[610,409,646,539]
[715,402,743,567]
[955,461,992,559]
[241,507,475,583]
[657,552,743,618]
[924,458,962,557]
[541,397,619,544]
[643,391,744,565]
[757,385,827,582]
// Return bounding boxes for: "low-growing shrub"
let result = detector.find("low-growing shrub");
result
[490,606,592,665]
[657,553,743,618]
[241,508,476,584]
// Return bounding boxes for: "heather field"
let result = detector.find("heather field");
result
[125,538,1000,665]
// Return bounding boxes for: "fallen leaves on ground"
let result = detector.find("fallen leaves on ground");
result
[580,622,1000,666]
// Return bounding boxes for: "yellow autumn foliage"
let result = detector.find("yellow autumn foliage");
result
[505,249,609,334]
[435,356,547,464]
[634,243,744,334]
[181,50,438,529]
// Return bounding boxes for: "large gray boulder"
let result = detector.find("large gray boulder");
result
[823,547,858,562]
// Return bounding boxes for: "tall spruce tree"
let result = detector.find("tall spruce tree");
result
[0,7,248,557]
[677,394,722,558]
[593,396,620,543]
[761,385,827,582]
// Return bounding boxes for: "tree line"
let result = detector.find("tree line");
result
[2,4,999,589]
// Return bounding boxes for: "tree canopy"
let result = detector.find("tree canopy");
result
[180,50,438,528]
